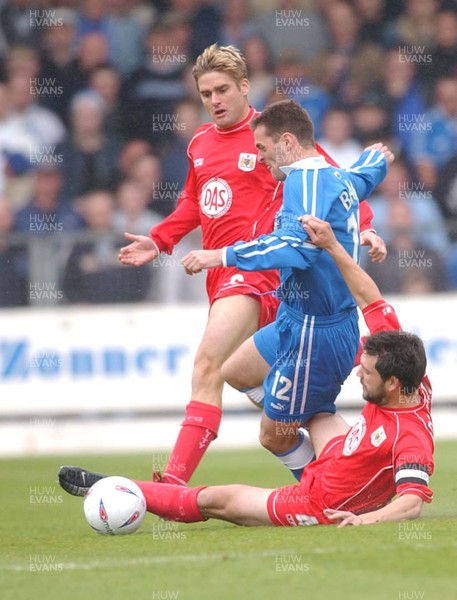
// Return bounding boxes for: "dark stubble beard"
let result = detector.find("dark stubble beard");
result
[363,389,388,407]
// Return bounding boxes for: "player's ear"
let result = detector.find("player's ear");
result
[240,78,250,97]
[386,375,401,395]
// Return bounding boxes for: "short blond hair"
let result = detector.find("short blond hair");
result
[192,44,248,88]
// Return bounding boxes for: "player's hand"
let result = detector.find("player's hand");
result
[181,249,223,275]
[364,142,395,165]
[118,232,159,267]
[360,230,387,263]
[298,215,338,250]
[323,508,365,527]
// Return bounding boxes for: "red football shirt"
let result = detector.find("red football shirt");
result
[149,106,376,302]
[309,300,434,518]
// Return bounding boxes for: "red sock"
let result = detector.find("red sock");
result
[135,481,206,522]
[161,400,222,485]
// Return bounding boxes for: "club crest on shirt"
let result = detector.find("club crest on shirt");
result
[371,425,387,447]
[238,153,257,172]
[200,177,233,218]
[343,415,366,455]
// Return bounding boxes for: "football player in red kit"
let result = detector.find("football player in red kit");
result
[115,44,386,487]
[59,216,433,527]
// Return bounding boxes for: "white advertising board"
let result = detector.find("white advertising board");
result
[0,294,456,418]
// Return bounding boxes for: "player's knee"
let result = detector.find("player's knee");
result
[259,428,282,453]
[259,423,298,454]
[193,351,221,383]
[221,359,241,389]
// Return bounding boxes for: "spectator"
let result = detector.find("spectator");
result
[0,0,42,48]
[435,155,457,225]
[318,108,363,168]
[272,53,332,138]
[122,14,189,143]
[365,228,448,294]
[38,8,80,122]
[115,138,154,187]
[310,1,384,107]
[420,10,457,89]
[382,0,438,49]
[409,76,457,191]
[352,101,393,146]
[242,34,275,110]
[0,83,13,196]
[14,163,83,234]
[113,179,161,235]
[445,243,457,290]
[353,0,388,44]
[130,153,176,217]
[168,0,221,59]
[4,44,41,79]
[75,0,110,40]
[57,90,122,198]
[5,72,67,164]
[250,0,328,62]
[106,0,147,75]
[161,98,203,189]
[73,31,111,91]
[220,0,256,48]
[366,48,426,162]
[365,160,450,259]
[0,197,27,307]
[88,65,124,139]
[62,190,151,303]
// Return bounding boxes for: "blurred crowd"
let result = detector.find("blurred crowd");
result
[0,0,456,307]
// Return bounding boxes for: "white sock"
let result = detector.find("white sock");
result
[241,385,265,409]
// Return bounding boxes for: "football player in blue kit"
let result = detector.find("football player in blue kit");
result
[182,100,393,481]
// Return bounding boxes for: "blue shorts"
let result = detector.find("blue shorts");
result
[254,303,359,423]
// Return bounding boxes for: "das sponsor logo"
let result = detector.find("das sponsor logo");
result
[200,177,232,218]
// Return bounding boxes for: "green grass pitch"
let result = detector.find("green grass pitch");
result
[1,441,457,600]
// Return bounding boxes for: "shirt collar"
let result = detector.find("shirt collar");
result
[280,155,330,177]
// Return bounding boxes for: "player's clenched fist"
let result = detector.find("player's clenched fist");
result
[118,232,159,267]
[182,249,223,275]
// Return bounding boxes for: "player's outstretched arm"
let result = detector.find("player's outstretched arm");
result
[324,494,423,527]
[118,232,160,267]
[300,215,382,310]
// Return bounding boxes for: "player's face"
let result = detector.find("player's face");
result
[357,353,388,406]
[254,125,286,181]
[197,71,250,129]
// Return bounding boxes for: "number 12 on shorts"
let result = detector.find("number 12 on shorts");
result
[271,369,292,401]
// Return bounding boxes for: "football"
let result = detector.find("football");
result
[83,476,147,535]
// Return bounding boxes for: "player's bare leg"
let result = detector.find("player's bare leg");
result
[259,413,314,481]
[197,485,273,525]
[259,412,301,454]
[307,413,350,458]
[160,294,261,484]
[222,336,269,408]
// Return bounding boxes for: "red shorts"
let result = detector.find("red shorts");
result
[266,435,346,527]
[267,473,329,527]
[207,266,279,329]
